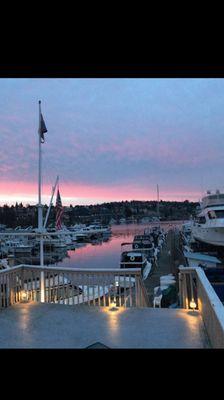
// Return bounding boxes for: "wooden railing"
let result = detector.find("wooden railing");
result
[178,266,224,348]
[0,265,149,309]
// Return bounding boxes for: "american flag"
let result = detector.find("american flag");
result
[39,107,48,144]
[55,189,63,230]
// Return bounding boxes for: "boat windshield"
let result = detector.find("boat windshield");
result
[214,210,224,219]
[207,210,224,219]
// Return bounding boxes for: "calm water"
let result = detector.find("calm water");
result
[53,222,182,270]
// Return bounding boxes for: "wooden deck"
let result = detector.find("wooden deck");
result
[0,302,210,348]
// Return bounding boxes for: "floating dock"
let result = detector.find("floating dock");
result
[144,229,185,306]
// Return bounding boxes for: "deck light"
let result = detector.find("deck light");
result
[189,299,197,311]
[21,290,29,302]
[109,298,118,311]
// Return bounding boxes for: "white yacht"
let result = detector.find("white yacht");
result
[78,224,111,237]
[191,190,224,247]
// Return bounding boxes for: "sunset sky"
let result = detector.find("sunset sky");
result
[0,78,224,206]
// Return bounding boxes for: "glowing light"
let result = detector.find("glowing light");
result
[189,299,197,311]
[109,298,118,312]
[20,290,29,302]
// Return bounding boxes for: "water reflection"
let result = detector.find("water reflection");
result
[13,222,182,270]
[54,222,181,270]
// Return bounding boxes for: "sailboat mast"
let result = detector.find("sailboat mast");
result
[157,184,160,220]
[43,175,59,229]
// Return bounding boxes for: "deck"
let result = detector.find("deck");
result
[0,302,210,348]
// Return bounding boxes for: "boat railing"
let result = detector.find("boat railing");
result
[0,264,149,309]
[178,266,224,348]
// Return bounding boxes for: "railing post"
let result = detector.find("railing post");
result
[136,276,139,307]
[40,269,45,303]
[182,273,187,309]
[178,271,183,308]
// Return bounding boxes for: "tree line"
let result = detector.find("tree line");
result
[0,200,199,228]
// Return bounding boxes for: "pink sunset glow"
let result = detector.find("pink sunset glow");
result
[0,180,201,206]
[1,78,224,205]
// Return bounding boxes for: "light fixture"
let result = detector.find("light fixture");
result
[109,298,118,311]
[189,299,197,311]
[20,290,29,303]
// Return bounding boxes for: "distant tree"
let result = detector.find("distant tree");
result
[124,206,132,218]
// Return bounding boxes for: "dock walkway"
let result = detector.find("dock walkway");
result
[144,229,184,306]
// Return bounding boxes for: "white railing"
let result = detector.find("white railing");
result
[0,264,149,309]
[179,266,224,348]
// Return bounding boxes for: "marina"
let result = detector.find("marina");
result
[1,218,224,348]
[1,79,224,349]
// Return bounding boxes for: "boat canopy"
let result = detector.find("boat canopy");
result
[127,252,142,257]
[184,251,221,264]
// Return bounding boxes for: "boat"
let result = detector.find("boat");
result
[77,224,111,239]
[183,251,222,269]
[120,250,152,280]
[182,221,194,234]
[131,235,155,262]
[191,190,224,247]
[132,235,154,250]
[132,229,165,261]
[35,234,67,249]
[2,240,33,254]
[0,258,10,270]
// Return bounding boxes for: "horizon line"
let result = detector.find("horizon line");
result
[0,198,199,207]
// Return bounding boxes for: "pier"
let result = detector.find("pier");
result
[144,228,185,306]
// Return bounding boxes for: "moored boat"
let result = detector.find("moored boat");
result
[191,191,224,247]
[120,250,152,280]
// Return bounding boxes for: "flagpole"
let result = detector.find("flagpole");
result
[38,101,44,303]
[38,100,43,234]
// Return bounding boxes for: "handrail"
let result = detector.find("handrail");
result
[0,264,142,274]
[0,264,147,309]
[179,266,224,348]
[138,277,150,307]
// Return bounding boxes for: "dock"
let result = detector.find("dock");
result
[144,229,185,306]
